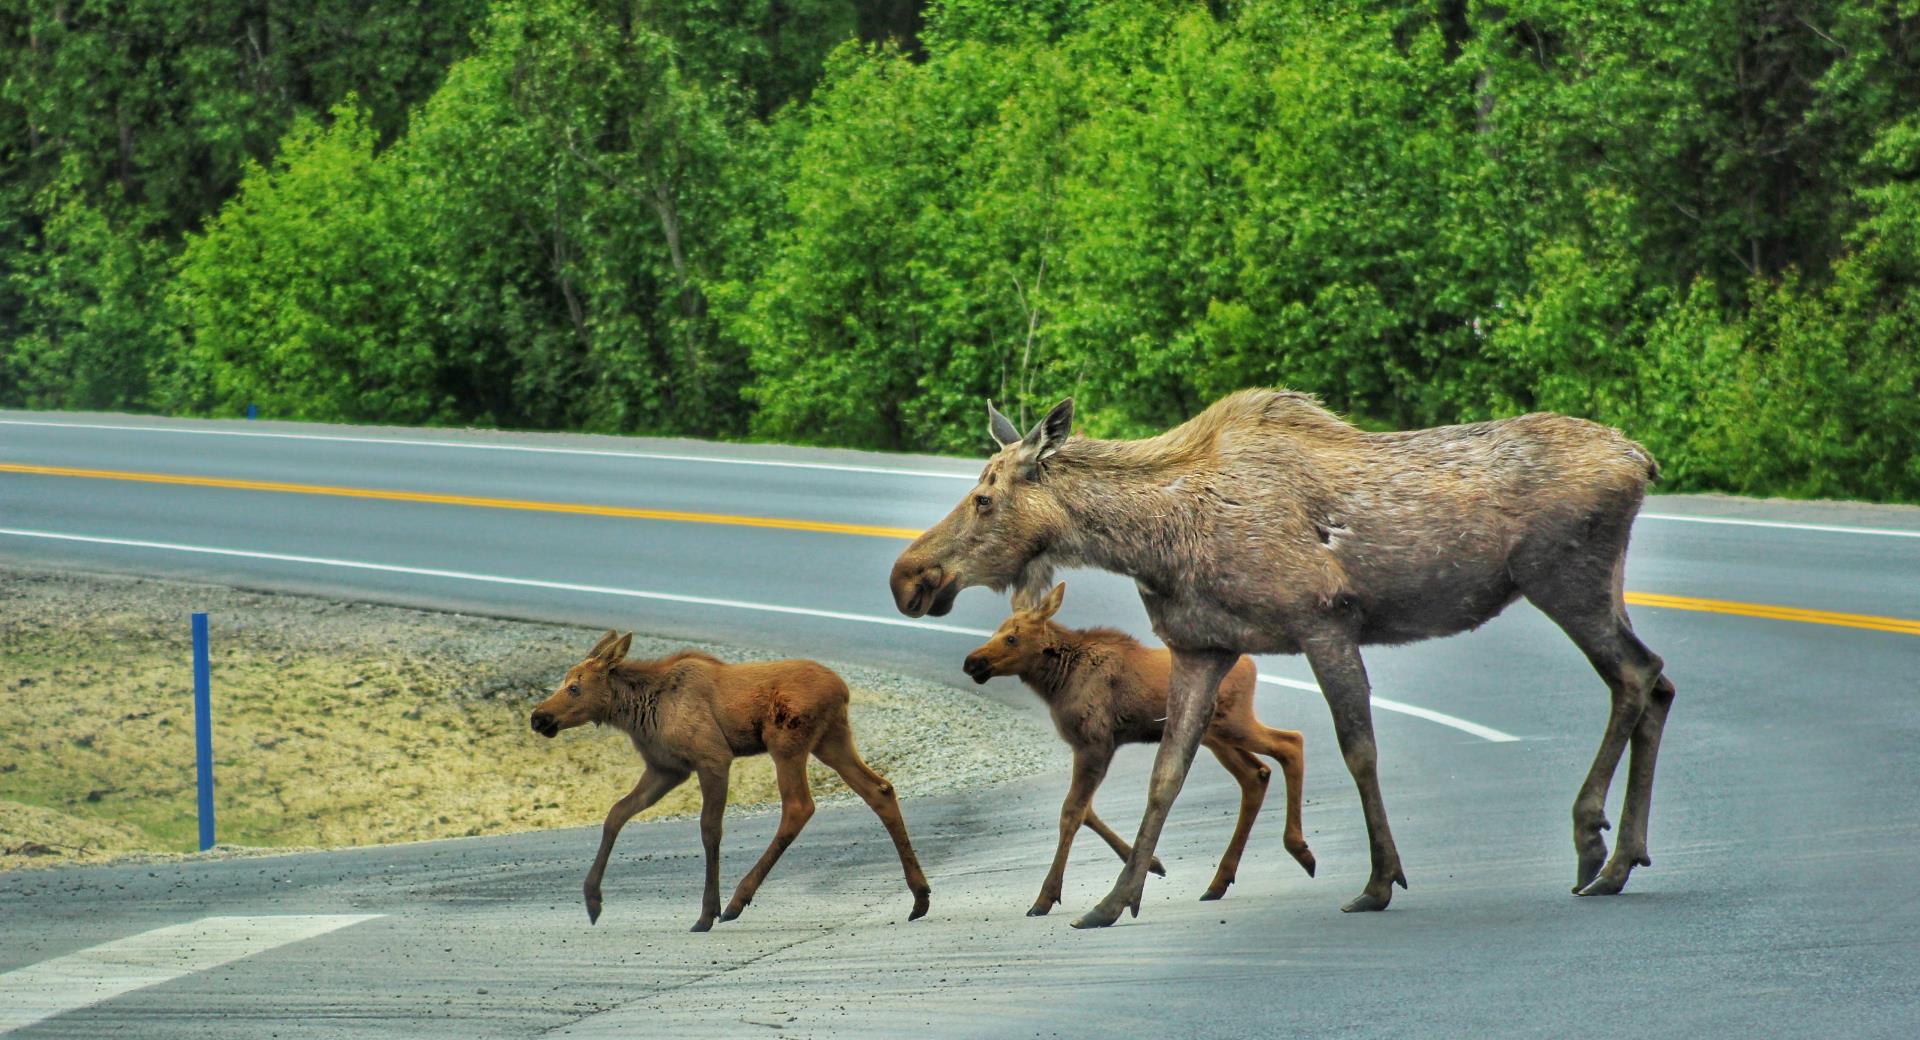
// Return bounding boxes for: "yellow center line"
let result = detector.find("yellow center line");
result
[5,462,1915,637]
[0,462,924,540]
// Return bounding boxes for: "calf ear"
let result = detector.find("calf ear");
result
[604,633,633,666]
[1020,397,1074,461]
[588,630,618,658]
[1037,581,1066,619]
[987,400,1021,448]
[1009,586,1036,612]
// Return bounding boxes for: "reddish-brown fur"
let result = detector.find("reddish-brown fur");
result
[530,631,930,931]
[964,583,1314,916]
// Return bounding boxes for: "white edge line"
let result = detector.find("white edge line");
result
[1257,675,1522,743]
[1638,512,1920,539]
[9,419,1918,539]
[0,419,978,481]
[0,526,1516,743]
[0,914,382,1034]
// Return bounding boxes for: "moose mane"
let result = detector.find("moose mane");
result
[1045,389,1358,476]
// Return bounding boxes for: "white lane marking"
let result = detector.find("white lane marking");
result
[1257,675,1521,743]
[1638,512,1920,540]
[0,914,381,1034]
[0,527,1518,742]
[8,418,1917,540]
[0,418,975,481]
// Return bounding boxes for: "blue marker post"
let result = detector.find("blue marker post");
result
[191,612,215,851]
[246,403,257,420]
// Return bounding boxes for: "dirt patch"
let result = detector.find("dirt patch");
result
[0,566,1061,871]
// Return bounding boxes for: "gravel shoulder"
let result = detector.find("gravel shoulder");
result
[0,565,1063,871]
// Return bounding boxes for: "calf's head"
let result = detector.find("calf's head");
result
[962,582,1067,683]
[890,398,1074,618]
[530,630,631,738]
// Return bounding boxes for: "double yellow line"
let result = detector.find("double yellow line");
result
[5,462,1914,637]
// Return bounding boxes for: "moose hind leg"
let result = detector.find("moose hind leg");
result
[722,752,815,922]
[1584,665,1675,896]
[814,723,931,921]
[1525,565,1664,895]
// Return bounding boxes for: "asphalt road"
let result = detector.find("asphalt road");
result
[2,410,1917,1039]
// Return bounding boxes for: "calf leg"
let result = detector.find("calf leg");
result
[1201,745,1270,901]
[1074,648,1238,929]
[1030,747,1113,917]
[583,766,689,924]
[1081,809,1166,877]
[721,752,815,922]
[813,723,931,920]
[1255,726,1316,877]
[691,766,729,932]
[1304,631,1407,913]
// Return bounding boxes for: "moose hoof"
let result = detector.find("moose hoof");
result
[1071,904,1122,929]
[1340,890,1392,913]
[1149,858,1167,878]
[1573,853,1607,893]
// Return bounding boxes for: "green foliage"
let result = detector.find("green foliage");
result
[4,0,1919,501]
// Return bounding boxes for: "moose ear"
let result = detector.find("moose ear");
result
[1037,581,1066,620]
[1020,397,1074,461]
[588,630,618,659]
[987,400,1021,449]
[604,633,633,666]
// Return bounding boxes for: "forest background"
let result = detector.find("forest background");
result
[3,1,1916,500]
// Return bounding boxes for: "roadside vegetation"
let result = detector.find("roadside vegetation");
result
[0,566,1055,869]
[2,1,1915,500]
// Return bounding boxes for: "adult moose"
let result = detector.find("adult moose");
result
[890,390,1673,928]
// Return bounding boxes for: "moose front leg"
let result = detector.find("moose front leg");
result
[1304,633,1408,913]
[1073,648,1237,929]
[691,766,729,932]
[584,766,689,924]
[1030,747,1113,917]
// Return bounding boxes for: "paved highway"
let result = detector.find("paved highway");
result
[2,410,1917,1038]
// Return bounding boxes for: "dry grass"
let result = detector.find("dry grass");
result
[0,570,874,869]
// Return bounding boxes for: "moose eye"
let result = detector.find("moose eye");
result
[1004,635,1018,646]
[975,495,993,513]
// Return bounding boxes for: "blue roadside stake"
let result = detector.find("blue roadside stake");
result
[192,612,215,851]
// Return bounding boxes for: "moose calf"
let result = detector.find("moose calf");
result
[963,584,1314,916]
[530,631,931,931]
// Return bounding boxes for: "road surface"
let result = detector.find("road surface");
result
[2,410,1917,1038]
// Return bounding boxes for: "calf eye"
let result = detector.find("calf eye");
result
[1004,635,1018,646]
[974,494,993,513]
[568,683,581,697]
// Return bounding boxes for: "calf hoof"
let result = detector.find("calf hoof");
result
[719,904,744,923]
[1149,858,1167,878]
[584,897,603,925]
[1199,886,1227,902]
[908,889,930,921]
[690,917,715,933]
[1026,899,1055,918]
[1292,846,1317,878]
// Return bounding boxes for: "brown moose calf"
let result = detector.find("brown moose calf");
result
[530,631,931,931]
[963,584,1314,916]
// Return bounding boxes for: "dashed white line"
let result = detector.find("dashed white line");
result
[0,914,382,1034]
[0,526,1517,742]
